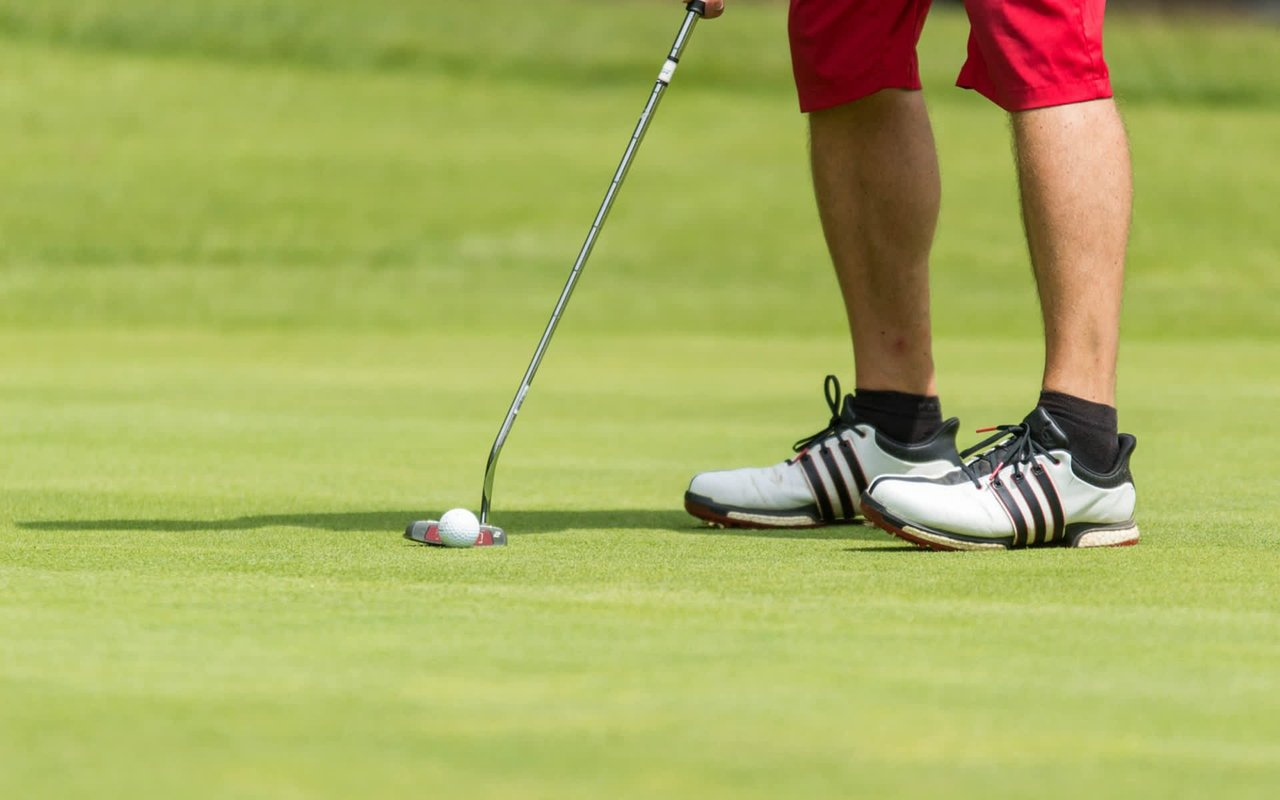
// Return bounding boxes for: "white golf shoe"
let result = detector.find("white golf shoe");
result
[684,376,962,529]
[861,408,1139,550]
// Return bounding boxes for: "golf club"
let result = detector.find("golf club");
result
[406,1,710,547]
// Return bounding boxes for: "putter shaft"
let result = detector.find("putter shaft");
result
[479,3,706,523]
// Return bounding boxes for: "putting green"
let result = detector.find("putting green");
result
[2,2,1278,797]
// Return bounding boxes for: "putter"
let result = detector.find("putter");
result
[406,1,710,548]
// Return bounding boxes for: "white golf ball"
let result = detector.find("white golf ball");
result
[437,508,481,548]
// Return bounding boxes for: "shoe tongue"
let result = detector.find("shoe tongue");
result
[1024,407,1070,449]
[966,410,1065,478]
[839,394,860,427]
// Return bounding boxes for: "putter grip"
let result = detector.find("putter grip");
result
[686,1,707,15]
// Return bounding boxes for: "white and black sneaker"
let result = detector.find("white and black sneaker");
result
[684,376,962,529]
[861,408,1139,550]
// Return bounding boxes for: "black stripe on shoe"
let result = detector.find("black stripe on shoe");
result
[798,452,836,523]
[991,478,1028,547]
[818,444,854,520]
[1012,471,1046,546]
[1032,466,1065,542]
[836,435,868,495]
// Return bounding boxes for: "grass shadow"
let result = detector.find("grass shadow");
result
[18,509,682,535]
[18,509,888,541]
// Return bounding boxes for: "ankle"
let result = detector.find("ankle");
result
[1037,390,1119,472]
[852,389,943,444]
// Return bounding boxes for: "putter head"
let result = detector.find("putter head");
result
[404,520,507,547]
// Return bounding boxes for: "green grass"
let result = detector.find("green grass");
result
[2,1,1279,797]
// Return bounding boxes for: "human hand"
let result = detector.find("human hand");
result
[684,0,725,19]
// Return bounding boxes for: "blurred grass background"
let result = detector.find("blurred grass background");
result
[1,2,1278,798]
[0,0,1276,338]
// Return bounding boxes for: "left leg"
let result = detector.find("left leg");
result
[1014,98,1131,410]
[862,0,1141,550]
[957,0,1131,471]
[1014,98,1131,474]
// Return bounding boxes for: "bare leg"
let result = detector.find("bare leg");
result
[809,89,940,395]
[1013,99,1132,406]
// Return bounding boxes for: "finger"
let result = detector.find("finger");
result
[683,0,724,19]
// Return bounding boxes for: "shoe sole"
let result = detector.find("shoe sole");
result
[861,497,1140,551]
[684,492,860,530]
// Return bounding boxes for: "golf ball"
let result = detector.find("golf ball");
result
[437,508,481,548]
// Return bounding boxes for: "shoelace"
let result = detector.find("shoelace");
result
[960,423,1061,488]
[790,374,865,456]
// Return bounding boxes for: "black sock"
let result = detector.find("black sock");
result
[852,389,943,444]
[1037,390,1119,472]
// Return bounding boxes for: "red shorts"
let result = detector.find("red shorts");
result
[788,0,1113,112]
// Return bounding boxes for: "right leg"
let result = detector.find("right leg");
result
[810,90,940,397]
[684,91,957,530]
[682,1,958,530]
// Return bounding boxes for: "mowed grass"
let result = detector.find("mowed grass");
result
[1,1,1279,798]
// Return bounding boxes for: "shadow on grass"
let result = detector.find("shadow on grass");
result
[18,509,885,541]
